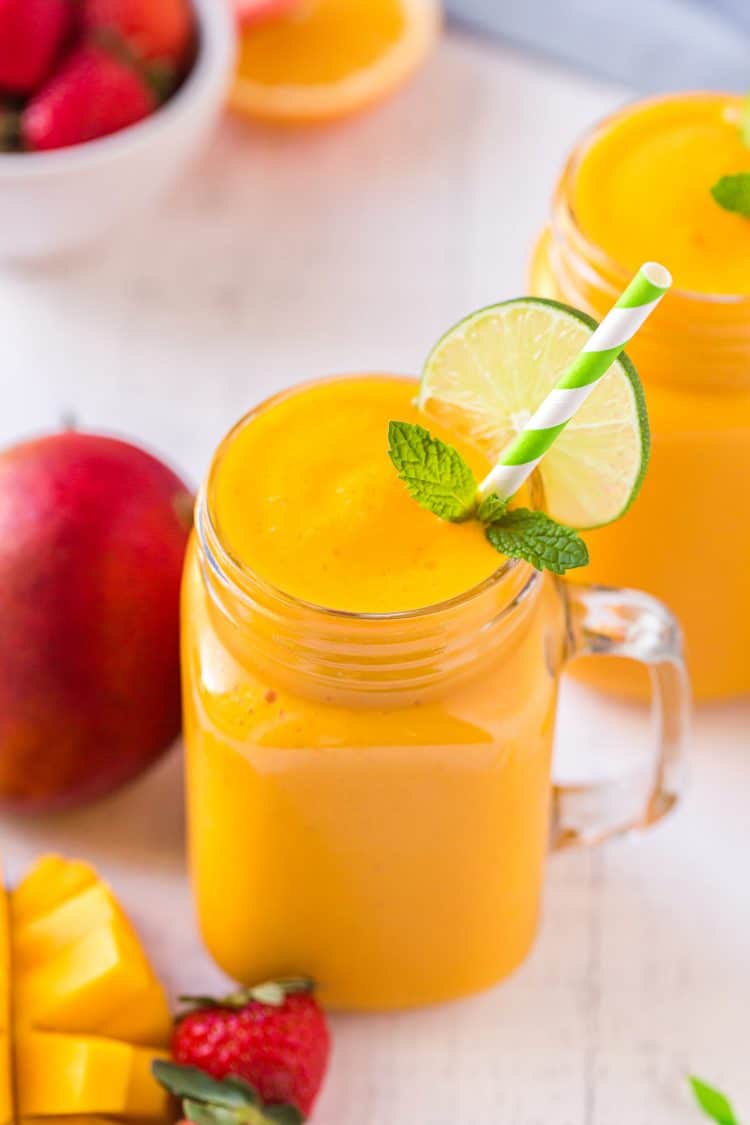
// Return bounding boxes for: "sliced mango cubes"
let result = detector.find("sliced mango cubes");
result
[2,855,172,1125]
[15,1033,169,1118]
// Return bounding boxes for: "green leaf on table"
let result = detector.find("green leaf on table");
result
[711,173,750,218]
[485,508,589,575]
[689,1077,740,1125]
[388,420,477,521]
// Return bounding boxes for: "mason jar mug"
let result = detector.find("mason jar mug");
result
[181,393,690,1011]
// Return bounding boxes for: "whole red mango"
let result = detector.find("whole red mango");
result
[0,431,192,813]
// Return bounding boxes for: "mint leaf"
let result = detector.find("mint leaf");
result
[689,1077,740,1125]
[712,94,750,211]
[711,173,750,218]
[477,493,509,524]
[486,509,588,575]
[388,420,477,521]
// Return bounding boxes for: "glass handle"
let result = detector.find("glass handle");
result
[551,584,691,850]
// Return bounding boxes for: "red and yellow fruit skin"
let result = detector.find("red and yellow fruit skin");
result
[0,432,192,812]
[0,0,74,94]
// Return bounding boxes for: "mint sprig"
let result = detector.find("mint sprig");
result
[710,92,750,217]
[689,1076,740,1125]
[711,173,750,219]
[387,420,588,576]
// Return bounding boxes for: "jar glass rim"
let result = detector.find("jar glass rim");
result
[556,90,750,310]
[200,374,536,626]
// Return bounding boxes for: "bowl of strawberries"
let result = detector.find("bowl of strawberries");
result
[0,0,235,261]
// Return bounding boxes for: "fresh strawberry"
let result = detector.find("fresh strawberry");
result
[83,0,196,70]
[22,42,156,152]
[234,0,301,28]
[0,0,74,94]
[168,979,331,1120]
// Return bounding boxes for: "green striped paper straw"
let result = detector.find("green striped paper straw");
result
[477,262,672,502]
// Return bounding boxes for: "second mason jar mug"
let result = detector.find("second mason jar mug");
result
[181,385,689,1011]
[531,92,750,701]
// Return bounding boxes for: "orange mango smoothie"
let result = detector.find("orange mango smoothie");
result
[572,94,750,295]
[182,376,566,1009]
[531,93,750,699]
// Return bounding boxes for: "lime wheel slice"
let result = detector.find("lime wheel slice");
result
[419,297,649,529]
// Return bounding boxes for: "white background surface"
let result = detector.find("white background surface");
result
[1,29,748,1125]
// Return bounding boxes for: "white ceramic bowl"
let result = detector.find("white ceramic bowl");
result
[0,0,236,262]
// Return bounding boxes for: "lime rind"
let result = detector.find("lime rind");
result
[418,297,650,531]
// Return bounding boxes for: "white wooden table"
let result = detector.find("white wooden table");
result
[2,29,749,1125]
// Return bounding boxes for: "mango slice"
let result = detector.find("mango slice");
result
[19,1118,115,1125]
[16,1033,132,1116]
[13,884,121,972]
[11,857,97,928]
[16,1033,168,1119]
[14,874,171,1047]
[124,1045,171,1118]
[20,1118,116,1125]
[16,920,156,1035]
[0,879,12,1125]
[105,976,173,1048]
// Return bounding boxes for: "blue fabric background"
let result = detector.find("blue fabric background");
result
[446,0,749,90]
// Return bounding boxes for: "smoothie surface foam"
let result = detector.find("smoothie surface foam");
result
[211,375,501,613]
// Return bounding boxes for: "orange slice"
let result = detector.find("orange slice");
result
[231,0,442,124]
[235,0,301,29]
